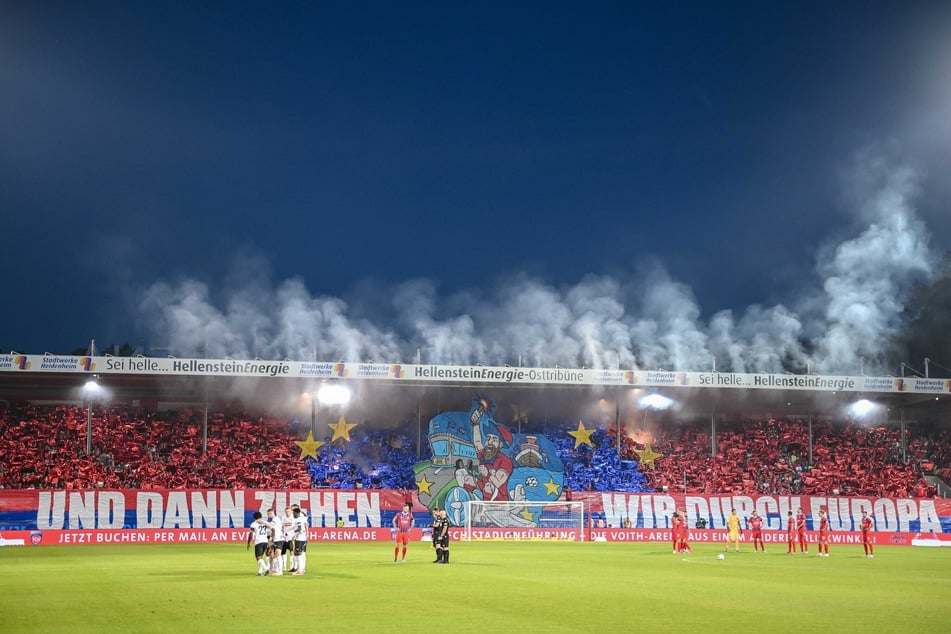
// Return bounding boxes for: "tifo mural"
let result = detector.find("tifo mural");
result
[0,393,944,532]
[412,395,565,526]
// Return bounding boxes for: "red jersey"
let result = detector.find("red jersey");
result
[819,516,829,533]
[796,512,807,532]
[393,511,414,533]
[861,516,873,533]
[748,515,763,533]
[672,514,683,531]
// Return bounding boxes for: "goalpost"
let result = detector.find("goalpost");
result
[463,500,586,541]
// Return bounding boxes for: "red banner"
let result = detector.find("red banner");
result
[3,526,949,546]
[0,527,406,546]
[1,488,949,546]
[586,528,949,546]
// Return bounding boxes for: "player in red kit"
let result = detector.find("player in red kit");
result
[671,510,683,554]
[678,509,692,553]
[796,507,808,554]
[392,503,414,562]
[747,510,765,553]
[786,510,797,554]
[816,509,830,556]
[860,510,874,557]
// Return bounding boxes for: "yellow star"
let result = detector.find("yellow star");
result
[567,421,595,448]
[518,508,535,522]
[544,477,560,496]
[636,443,662,469]
[415,474,434,496]
[294,431,325,461]
[329,415,358,442]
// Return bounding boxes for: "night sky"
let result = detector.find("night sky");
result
[2,2,950,373]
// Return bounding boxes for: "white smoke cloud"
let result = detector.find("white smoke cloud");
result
[708,304,806,374]
[134,155,936,376]
[810,155,933,374]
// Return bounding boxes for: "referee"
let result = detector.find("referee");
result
[433,509,450,564]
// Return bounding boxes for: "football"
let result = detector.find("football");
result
[717,553,725,560]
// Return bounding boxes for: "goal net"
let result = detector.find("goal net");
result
[463,500,586,541]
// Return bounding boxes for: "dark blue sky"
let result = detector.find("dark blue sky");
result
[2,2,950,369]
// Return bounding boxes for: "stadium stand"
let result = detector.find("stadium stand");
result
[555,427,653,492]
[0,403,943,497]
[0,404,308,490]
[611,417,937,498]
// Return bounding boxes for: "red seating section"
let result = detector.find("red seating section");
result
[612,417,942,498]
[0,404,310,490]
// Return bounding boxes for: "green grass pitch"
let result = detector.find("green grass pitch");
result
[1,541,949,632]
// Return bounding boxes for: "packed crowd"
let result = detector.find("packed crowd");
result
[0,404,313,490]
[555,427,653,492]
[615,417,938,498]
[0,403,943,498]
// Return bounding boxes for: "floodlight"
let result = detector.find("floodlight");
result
[850,399,876,417]
[317,384,351,406]
[640,394,674,410]
[82,379,102,456]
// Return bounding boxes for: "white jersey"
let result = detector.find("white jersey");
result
[290,514,309,543]
[250,519,273,545]
[269,516,285,541]
[281,514,295,541]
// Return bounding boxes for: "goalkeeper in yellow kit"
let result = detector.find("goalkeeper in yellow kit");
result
[725,508,742,552]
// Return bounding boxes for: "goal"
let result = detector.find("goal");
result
[462,500,586,541]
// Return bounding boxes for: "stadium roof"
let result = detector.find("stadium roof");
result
[1,360,948,430]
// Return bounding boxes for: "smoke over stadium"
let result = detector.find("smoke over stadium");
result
[135,155,936,378]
